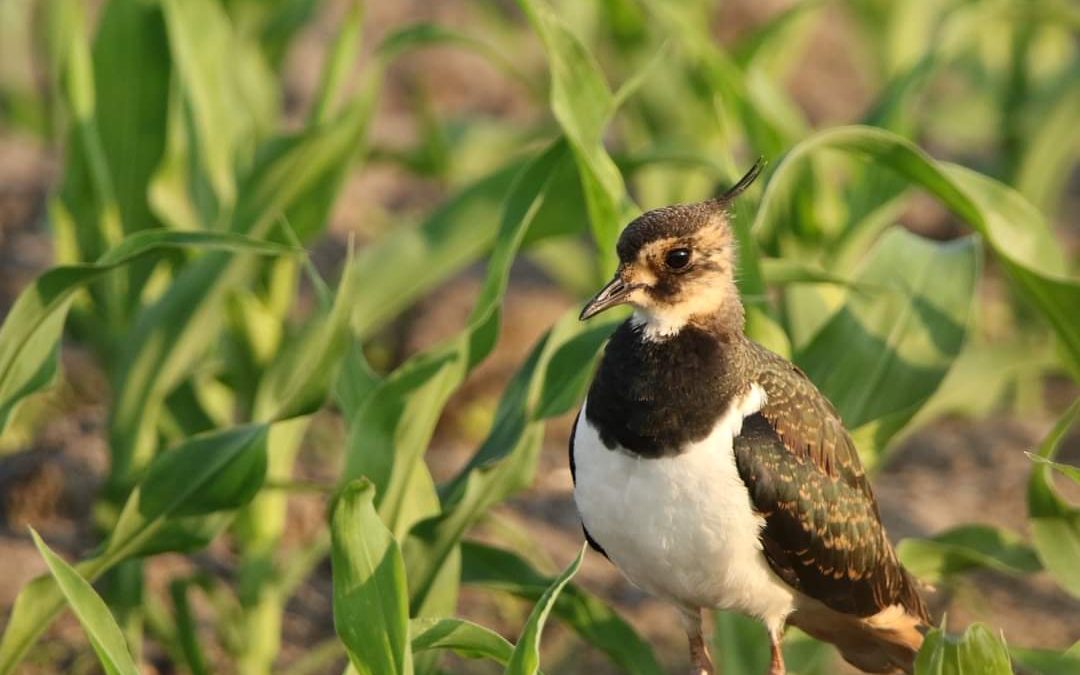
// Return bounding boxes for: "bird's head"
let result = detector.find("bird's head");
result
[579,160,763,340]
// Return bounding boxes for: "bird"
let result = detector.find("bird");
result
[569,160,930,675]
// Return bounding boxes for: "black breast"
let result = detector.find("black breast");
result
[584,320,744,458]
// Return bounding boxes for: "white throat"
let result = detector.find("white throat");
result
[631,309,686,341]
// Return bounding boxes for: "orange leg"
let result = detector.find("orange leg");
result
[767,629,786,675]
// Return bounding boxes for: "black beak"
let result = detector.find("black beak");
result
[580,275,632,320]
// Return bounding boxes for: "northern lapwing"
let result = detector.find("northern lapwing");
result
[570,161,930,674]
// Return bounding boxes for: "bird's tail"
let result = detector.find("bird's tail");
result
[791,572,931,674]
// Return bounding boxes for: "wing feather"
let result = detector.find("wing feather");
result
[735,342,928,621]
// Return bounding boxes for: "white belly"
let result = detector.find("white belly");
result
[572,387,793,627]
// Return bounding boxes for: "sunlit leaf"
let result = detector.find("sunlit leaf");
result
[410,617,514,665]
[796,227,978,462]
[0,231,292,435]
[915,622,1012,675]
[504,544,586,675]
[30,531,139,675]
[461,541,664,675]
[331,479,412,675]
[898,525,1042,583]
[755,126,1080,381]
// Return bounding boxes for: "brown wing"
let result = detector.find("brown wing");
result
[737,343,928,621]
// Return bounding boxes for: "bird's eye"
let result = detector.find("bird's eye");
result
[664,247,691,270]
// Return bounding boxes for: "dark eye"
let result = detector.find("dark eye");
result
[664,247,691,270]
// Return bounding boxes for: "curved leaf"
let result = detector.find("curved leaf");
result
[30,531,139,675]
[516,0,633,268]
[915,622,1012,675]
[331,479,412,675]
[1027,401,1080,598]
[410,617,514,665]
[753,125,1080,380]
[897,525,1042,583]
[0,424,269,672]
[795,228,978,462]
[0,230,293,434]
[461,542,664,675]
[504,544,586,675]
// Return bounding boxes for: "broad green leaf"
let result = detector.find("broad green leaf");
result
[754,126,1080,380]
[30,530,138,675]
[0,230,292,435]
[461,541,664,675]
[1016,76,1080,217]
[1027,401,1080,598]
[517,0,632,268]
[795,228,978,461]
[410,617,514,665]
[504,544,587,675]
[343,140,570,542]
[331,479,412,675]
[908,341,1058,431]
[915,622,1012,675]
[897,525,1042,583]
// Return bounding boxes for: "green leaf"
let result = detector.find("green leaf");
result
[795,228,978,461]
[309,1,365,125]
[30,530,139,675]
[91,0,169,236]
[1027,401,1080,598]
[915,622,1012,675]
[1010,645,1080,675]
[331,478,413,675]
[0,230,292,434]
[253,253,361,421]
[0,424,269,672]
[403,312,603,616]
[1027,454,1080,486]
[160,0,251,210]
[343,141,571,543]
[461,542,664,675]
[348,162,519,340]
[504,544,587,675]
[898,525,1042,583]
[517,0,632,268]
[409,617,514,665]
[754,125,1080,381]
[129,424,268,525]
[110,95,373,488]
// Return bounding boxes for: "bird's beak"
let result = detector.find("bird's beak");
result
[580,275,632,321]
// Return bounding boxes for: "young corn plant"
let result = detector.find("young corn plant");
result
[0,0,1077,673]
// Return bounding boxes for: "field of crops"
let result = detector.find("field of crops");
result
[0,0,1078,673]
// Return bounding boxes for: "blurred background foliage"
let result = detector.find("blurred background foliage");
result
[0,0,1077,673]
